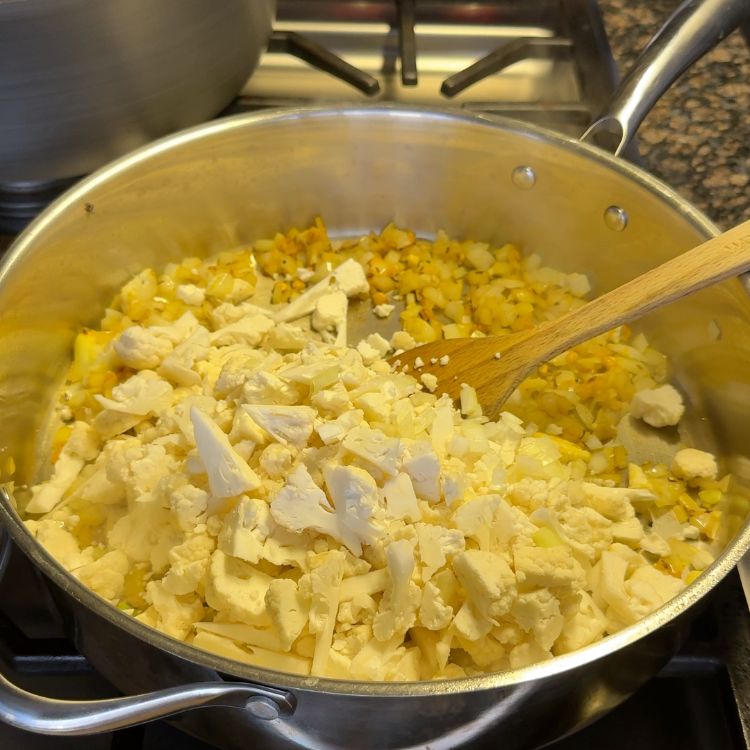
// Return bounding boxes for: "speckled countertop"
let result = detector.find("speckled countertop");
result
[599,0,750,227]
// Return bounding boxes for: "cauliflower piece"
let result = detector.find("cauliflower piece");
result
[390,330,416,352]
[145,580,204,639]
[95,371,174,416]
[265,578,310,651]
[261,530,309,569]
[161,534,215,595]
[555,591,607,654]
[337,593,378,625]
[671,448,718,480]
[323,463,384,555]
[27,421,101,513]
[316,409,364,445]
[299,549,346,675]
[218,497,273,564]
[455,632,506,669]
[64,422,101,460]
[192,630,311,675]
[357,340,383,365]
[511,589,563,651]
[624,565,684,620]
[242,371,301,406]
[372,539,421,641]
[418,581,454,630]
[204,550,272,625]
[339,569,388,601]
[453,495,501,551]
[373,303,395,319]
[73,550,129,601]
[514,545,587,591]
[415,523,464,581]
[382,472,420,523]
[258,443,295,479]
[243,405,315,449]
[630,384,685,428]
[114,326,173,369]
[401,442,441,502]
[333,258,370,297]
[611,517,645,546]
[27,454,85,515]
[190,407,261,500]
[158,327,211,387]
[176,283,206,306]
[266,322,309,351]
[312,290,348,342]
[342,424,401,476]
[210,315,274,347]
[311,384,353,417]
[509,641,552,670]
[411,626,453,676]
[581,482,652,521]
[209,301,270,329]
[274,259,368,324]
[170,484,208,531]
[589,549,630,618]
[363,333,391,357]
[453,601,493,641]
[271,464,361,555]
[453,550,517,624]
[26,519,95,569]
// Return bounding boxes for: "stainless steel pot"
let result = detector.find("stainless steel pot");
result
[1,1,750,749]
[0,0,275,183]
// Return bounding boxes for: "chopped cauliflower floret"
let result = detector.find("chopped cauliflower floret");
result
[631,384,685,428]
[374,303,395,319]
[205,550,272,626]
[373,539,421,641]
[243,404,315,449]
[191,407,261,500]
[95,371,174,416]
[453,550,517,623]
[114,326,173,370]
[176,283,206,306]
[161,534,215,595]
[671,448,718,480]
[513,545,586,591]
[265,578,310,651]
[218,497,273,564]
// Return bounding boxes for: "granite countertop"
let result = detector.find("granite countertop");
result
[600,0,750,228]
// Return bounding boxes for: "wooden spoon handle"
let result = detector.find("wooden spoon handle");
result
[526,218,750,363]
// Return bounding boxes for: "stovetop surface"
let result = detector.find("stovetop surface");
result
[1,2,750,748]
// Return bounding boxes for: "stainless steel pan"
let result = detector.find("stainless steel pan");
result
[0,1,749,748]
[0,0,275,183]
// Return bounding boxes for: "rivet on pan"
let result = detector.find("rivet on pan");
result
[604,205,628,231]
[245,697,280,721]
[511,166,536,190]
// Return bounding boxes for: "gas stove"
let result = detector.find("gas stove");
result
[1,2,750,749]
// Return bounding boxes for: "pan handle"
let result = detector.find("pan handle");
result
[581,0,750,156]
[0,667,295,735]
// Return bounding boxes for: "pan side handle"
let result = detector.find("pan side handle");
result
[0,668,295,735]
[581,0,750,156]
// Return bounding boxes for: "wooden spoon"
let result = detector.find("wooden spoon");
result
[391,219,750,419]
